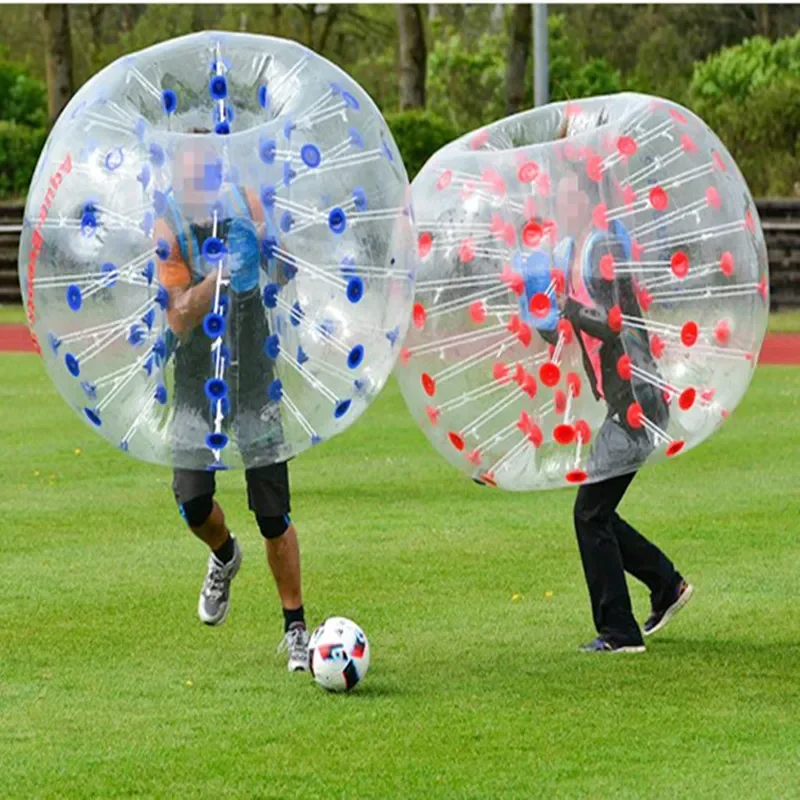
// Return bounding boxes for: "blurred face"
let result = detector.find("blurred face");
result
[555,172,590,239]
[173,143,222,218]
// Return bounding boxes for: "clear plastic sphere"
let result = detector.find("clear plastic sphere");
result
[19,31,414,470]
[396,94,768,491]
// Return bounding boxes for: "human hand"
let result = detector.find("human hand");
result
[227,218,260,293]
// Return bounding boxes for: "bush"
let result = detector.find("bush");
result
[384,110,462,180]
[426,29,508,134]
[688,31,800,196]
[0,122,48,200]
[0,60,47,128]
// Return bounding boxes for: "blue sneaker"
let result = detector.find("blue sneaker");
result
[644,581,694,637]
[579,636,645,654]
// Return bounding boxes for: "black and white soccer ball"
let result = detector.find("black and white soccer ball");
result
[308,617,370,692]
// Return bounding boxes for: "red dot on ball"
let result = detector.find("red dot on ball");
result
[418,232,432,258]
[666,440,685,457]
[566,469,588,484]
[626,402,644,429]
[436,170,452,190]
[421,373,436,397]
[720,251,735,277]
[517,161,539,183]
[492,362,510,382]
[530,293,551,318]
[714,320,731,345]
[617,354,632,380]
[553,423,575,445]
[608,306,623,333]
[678,387,696,411]
[575,420,592,445]
[522,221,543,247]
[425,406,440,425]
[448,432,465,451]
[681,321,699,347]
[413,302,427,330]
[617,136,638,157]
[539,362,561,387]
[670,251,690,278]
[649,187,668,211]
[470,300,486,324]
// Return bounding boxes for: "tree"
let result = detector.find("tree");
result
[505,4,531,115]
[397,4,426,110]
[43,4,73,122]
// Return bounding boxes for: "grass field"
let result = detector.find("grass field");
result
[1,354,800,799]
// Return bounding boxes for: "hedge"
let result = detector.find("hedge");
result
[0,121,47,200]
[384,110,462,180]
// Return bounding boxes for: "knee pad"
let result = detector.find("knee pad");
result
[256,514,291,540]
[180,494,214,528]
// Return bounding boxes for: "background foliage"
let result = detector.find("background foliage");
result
[0,4,799,197]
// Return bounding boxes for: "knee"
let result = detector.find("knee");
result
[573,493,609,534]
[256,514,291,540]
[179,494,214,528]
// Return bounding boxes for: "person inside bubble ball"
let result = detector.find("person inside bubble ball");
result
[152,129,309,671]
[540,129,694,654]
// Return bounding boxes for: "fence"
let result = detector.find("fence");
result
[1,198,799,308]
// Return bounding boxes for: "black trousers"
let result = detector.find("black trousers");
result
[574,470,682,645]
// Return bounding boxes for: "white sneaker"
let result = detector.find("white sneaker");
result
[198,535,242,626]
[278,623,310,672]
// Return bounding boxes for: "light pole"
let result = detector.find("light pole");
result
[533,3,549,108]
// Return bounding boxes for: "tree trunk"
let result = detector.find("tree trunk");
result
[505,4,532,115]
[43,5,74,123]
[757,4,771,38]
[397,4,427,110]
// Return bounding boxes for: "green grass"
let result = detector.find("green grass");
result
[0,305,25,324]
[768,309,800,334]
[1,357,800,798]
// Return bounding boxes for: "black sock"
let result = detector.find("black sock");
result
[213,534,234,565]
[283,605,305,632]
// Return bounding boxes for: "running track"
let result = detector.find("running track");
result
[1,324,798,364]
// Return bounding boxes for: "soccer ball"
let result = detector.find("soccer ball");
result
[308,617,370,692]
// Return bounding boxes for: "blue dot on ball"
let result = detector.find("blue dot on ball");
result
[204,377,228,401]
[260,184,276,207]
[346,276,363,304]
[215,121,230,136]
[162,89,177,115]
[209,75,228,100]
[349,127,364,149]
[206,432,229,450]
[280,211,294,233]
[347,344,364,369]
[84,407,102,427]
[258,84,269,109]
[301,144,321,168]
[153,190,167,217]
[259,137,276,165]
[268,379,283,403]
[342,91,360,110]
[203,312,226,339]
[66,284,82,312]
[156,238,170,261]
[353,187,367,211]
[328,207,347,234]
[334,399,352,419]
[154,384,168,404]
[264,334,281,360]
[262,283,280,309]
[149,143,165,167]
[65,353,80,377]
